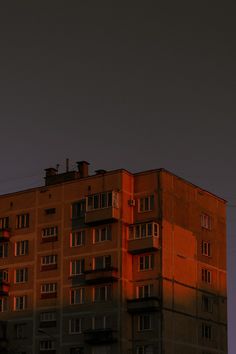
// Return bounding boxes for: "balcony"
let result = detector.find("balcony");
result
[0,230,10,242]
[128,236,160,254]
[0,281,9,296]
[84,267,118,285]
[127,297,160,313]
[85,207,119,225]
[85,191,120,225]
[84,328,117,344]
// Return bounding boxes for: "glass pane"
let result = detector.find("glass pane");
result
[101,193,107,208]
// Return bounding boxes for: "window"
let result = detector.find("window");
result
[41,255,57,266]
[201,268,212,284]
[93,255,111,270]
[15,268,28,283]
[70,288,85,305]
[138,314,152,331]
[0,217,9,230]
[15,240,29,256]
[42,226,58,238]
[93,226,111,243]
[93,285,112,302]
[15,323,27,339]
[0,243,8,258]
[40,311,56,322]
[41,283,57,294]
[0,269,8,282]
[70,348,84,354]
[45,208,56,215]
[202,241,211,257]
[201,213,212,230]
[40,340,55,351]
[16,214,29,229]
[86,191,119,211]
[201,323,212,339]
[202,295,213,313]
[136,284,153,299]
[129,222,159,240]
[70,259,85,276]
[92,315,110,330]
[69,318,84,334]
[71,200,85,218]
[14,296,27,311]
[139,255,154,271]
[138,195,154,212]
[136,346,154,354]
[0,298,8,312]
[70,230,85,247]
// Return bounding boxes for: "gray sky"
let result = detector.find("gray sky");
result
[0,1,235,352]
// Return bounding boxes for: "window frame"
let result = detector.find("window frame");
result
[70,259,85,276]
[93,285,112,302]
[0,243,8,258]
[0,297,8,312]
[70,230,85,247]
[93,226,112,243]
[0,216,9,230]
[139,255,154,271]
[202,241,211,257]
[93,255,112,270]
[136,284,153,299]
[14,295,27,311]
[41,283,57,294]
[14,240,29,256]
[201,213,212,230]
[201,268,212,284]
[138,195,154,213]
[41,255,57,266]
[69,318,84,334]
[41,226,58,239]
[138,313,152,331]
[86,191,119,211]
[16,214,29,229]
[70,288,85,305]
[15,268,28,283]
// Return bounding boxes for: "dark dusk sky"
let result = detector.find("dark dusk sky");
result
[0,1,235,351]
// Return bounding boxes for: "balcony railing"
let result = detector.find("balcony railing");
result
[84,328,117,344]
[127,297,160,313]
[127,236,160,254]
[85,207,120,224]
[84,267,118,285]
[0,230,10,242]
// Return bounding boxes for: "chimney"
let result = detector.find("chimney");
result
[44,168,58,178]
[76,161,90,178]
[95,169,107,175]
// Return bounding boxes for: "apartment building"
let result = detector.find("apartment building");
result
[0,161,227,354]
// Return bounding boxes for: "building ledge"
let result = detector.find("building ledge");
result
[84,328,117,344]
[127,297,160,313]
[84,267,118,284]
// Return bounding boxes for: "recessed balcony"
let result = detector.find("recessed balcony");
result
[0,230,10,242]
[0,281,9,296]
[127,297,160,313]
[84,328,117,344]
[84,267,118,285]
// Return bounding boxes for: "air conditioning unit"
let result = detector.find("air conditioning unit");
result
[128,199,136,206]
